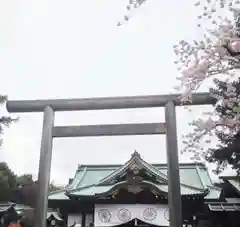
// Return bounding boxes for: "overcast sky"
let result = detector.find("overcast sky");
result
[0,0,223,185]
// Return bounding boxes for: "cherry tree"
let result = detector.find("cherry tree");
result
[118,0,240,169]
[173,0,240,164]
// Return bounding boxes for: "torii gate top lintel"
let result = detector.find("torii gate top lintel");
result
[6,92,215,113]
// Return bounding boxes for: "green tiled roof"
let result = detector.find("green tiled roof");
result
[0,203,33,215]
[49,190,70,200]
[207,202,240,211]
[204,185,221,199]
[228,179,240,193]
[220,176,240,195]
[49,152,220,200]
[0,203,61,221]
[47,210,63,221]
[0,203,15,213]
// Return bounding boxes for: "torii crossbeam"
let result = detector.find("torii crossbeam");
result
[6,92,215,227]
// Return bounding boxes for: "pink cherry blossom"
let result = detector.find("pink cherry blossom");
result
[229,39,240,52]
[175,0,240,159]
[119,0,240,160]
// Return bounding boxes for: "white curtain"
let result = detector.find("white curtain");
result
[68,213,94,227]
[68,214,82,226]
[86,213,94,227]
[94,204,169,227]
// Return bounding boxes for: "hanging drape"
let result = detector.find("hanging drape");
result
[94,204,169,227]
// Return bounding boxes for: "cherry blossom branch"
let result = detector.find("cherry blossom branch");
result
[117,0,240,160]
[117,0,147,26]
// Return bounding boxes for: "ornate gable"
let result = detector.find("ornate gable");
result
[99,151,167,185]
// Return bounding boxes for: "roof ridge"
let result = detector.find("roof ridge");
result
[75,167,88,188]
[179,182,206,192]
[65,165,83,189]
[76,162,206,168]
[136,155,168,180]
[140,180,206,193]
[206,184,222,191]
[195,164,205,188]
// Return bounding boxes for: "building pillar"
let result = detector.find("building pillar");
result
[60,207,68,227]
[81,213,86,227]
[165,101,182,227]
[34,106,55,227]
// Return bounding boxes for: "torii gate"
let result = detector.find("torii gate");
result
[6,92,215,227]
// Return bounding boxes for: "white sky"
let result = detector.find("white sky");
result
[0,0,227,185]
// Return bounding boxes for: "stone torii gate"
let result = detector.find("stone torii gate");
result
[6,92,215,227]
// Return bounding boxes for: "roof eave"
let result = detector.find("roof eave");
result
[67,181,208,198]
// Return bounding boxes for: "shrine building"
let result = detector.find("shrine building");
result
[48,151,240,227]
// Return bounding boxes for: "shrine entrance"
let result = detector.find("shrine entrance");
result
[6,92,215,227]
[118,219,162,227]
